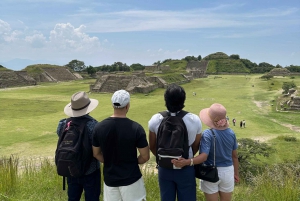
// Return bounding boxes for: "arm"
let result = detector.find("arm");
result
[137,146,150,164]
[92,146,104,163]
[192,133,201,156]
[171,152,208,168]
[232,149,240,182]
[149,131,157,156]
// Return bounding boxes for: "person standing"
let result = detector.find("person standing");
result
[148,84,202,201]
[173,103,240,201]
[240,121,243,128]
[242,120,246,128]
[56,91,101,201]
[92,89,150,201]
[232,118,236,126]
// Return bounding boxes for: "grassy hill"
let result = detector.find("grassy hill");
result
[204,52,250,73]
[161,59,187,71]
[23,64,68,73]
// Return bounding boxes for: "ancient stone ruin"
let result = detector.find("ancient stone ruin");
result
[32,67,80,82]
[0,67,80,88]
[267,68,291,76]
[186,60,208,78]
[90,74,168,94]
[144,65,170,72]
[0,71,36,88]
[290,96,300,110]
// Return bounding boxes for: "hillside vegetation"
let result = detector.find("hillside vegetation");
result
[0,65,11,71]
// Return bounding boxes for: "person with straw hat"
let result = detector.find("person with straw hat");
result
[172,103,239,201]
[56,91,100,201]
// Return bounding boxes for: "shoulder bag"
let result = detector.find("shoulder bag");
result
[194,129,219,183]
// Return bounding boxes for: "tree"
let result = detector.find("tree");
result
[183,56,197,62]
[65,60,86,71]
[237,138,276,177]
[260,74,273,80]
[197,55,202,61]
[229,54,240,60]
[153,60,161,65]
[286,65,300,72]
[282,81,296,94]
[130,63,145,71]
[86,65,96,76]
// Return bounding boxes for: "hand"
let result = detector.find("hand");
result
[234,175,240,183]
[171,157,188,168]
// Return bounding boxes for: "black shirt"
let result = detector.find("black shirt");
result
[92,117,148,187]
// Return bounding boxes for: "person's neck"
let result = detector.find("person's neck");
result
[111,114,127,118]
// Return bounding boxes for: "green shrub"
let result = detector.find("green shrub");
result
[237,138,276,178]
[277,135,297,142]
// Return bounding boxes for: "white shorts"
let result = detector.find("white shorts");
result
[200,165,234,194]
[104,177,147,201]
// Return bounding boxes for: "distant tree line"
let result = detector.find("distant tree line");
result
[64,53,300,76]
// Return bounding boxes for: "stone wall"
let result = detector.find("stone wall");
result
[0,71,36,88]
[91,74,167,93]
[144,65,170,72]
[267,68,291,76]
[43,67,78,81]
[186,60,208,78]
[290,96,300,110]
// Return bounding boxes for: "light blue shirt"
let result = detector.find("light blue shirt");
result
[200,128,238,167]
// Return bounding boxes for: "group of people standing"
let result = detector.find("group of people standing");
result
[56,84,239,201]
[231,118,246,128]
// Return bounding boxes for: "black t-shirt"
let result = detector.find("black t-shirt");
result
[92,117,148,187]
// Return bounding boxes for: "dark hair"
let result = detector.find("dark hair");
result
[164,84,186,112]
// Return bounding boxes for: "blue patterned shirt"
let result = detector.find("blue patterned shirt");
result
[56,114,100,175]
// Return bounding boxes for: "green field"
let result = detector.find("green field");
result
[1,74,299,162]
[1,74,300,200]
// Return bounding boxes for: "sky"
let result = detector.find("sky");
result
[0,0,299,70]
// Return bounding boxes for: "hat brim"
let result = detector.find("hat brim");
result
[199,108,229,130]
[64,99,98,117]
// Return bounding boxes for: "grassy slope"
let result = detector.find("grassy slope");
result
[0,75,300,164]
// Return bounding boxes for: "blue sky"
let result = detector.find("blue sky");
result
[0,0,299,70]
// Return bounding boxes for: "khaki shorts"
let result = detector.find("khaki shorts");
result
[104,177,146,201]
[200,165,234,194]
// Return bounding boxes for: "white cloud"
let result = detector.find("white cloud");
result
[25,33,46,48]
[49,23,100,51]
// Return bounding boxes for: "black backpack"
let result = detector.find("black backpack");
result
[156,110,189,169]
[55,118,92,178]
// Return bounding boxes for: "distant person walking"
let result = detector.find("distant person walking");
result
[240,121,243,128]
[242,120,246,128]
[232,118,236,126]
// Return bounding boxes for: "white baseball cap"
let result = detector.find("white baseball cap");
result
[111,90,130,108]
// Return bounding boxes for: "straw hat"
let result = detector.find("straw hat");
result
[199,103,229,130]
[64,91,98,117]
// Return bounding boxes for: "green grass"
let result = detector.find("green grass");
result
[1,74,300,200]
[1,156,300,201]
